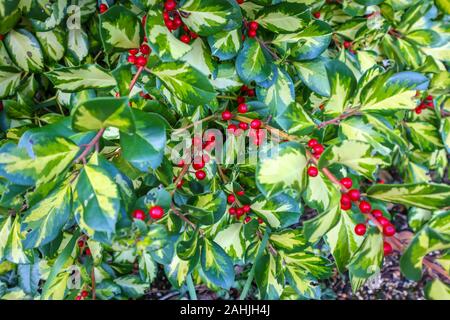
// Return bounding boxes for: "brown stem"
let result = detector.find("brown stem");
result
[217,165,229,183]
[74,128,106,164]
[171,163,190,196]
[170,203,204,236]
[317,108,361,129]
[129,66,145,92]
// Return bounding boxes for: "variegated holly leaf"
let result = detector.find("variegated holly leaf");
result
[200,238,234,289]
[256,2,310,33]
[211,62,243,91]
[29,0,67,31]
[251,193,302,229]
[114,275,148,299]
[257,67,295,116]
[282,251,332,279]
[22,184,72,249]
[213,223,246,262]
[35,28,66,62]
[270,228,307,253]
[4,29,44,72]
[425,279,450,300]
[99,5,143,53]
[18,259,41,296]
[293,57,330,97]
[303,171,340,213]
[72,97,135,133]
[400,211,450,281]
[284,265,320,299]
[406,122,444,152]
[120,110,167,172]
[46,64,117,92]
[255,252,284,299]
[0,1,21,34]
[318,140,386,180]
[180,38,214,76]
[256,142,308,197]
[151,61,216,105]
[179,0,242,36]
[367,183,450,210]
[0,216,13,261]
[235,38,272,84]
[75,158,121,233]
[303,201,341,243]
[275,102,315,137]
[207,28,242,61]
[4,216,31,264]
[0,142,38,186]
[67,29,89,64]
[182,191,227,225]
[273,20,332,61]
[324,60,356,116]
[165,255,191,288]
[442,117,450,153]
[0,66,22,99]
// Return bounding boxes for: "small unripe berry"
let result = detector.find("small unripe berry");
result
[248,29,257,38]
[340,177,353,189]
[133,209,146,220]
[383,241,393,255]
[227,194,236,204]
[135,56,147,67]
[249,21,259,31]
[221,110,233,121]
[354,223,366,236]
[383,224,396,237]
[250,119,262,129]
[371,209,383,219]
[195,170,206,180]
[140,44,151,55]
[348,189,361,202]
[149,206,164,220]
[307,166,319,177]
[307,139,319,148]
[237,103,248,113]
[238,122,248,130]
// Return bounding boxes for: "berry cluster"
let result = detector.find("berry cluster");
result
[414,94,434,114]
[77,239,91,256]
[343,40,356,54]
[227,190,262,224]
[246,21,259,38]
[163,0,198,44]
[75,290,90,300]
[127,41,151,67]
[132,206,165,221]
[99,3,108,14]
[306,139,325,177]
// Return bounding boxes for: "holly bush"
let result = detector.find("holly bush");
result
[0,0,449,301]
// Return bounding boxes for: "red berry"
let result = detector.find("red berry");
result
[127,55,136,64]
[383,241,393,255]
[133,209,146,220]
[190,32,198,39]
[75,296,82,300]
[99,4,108,13]
[247,89,255,97]
[237,0,244,4]
[241,85,249,92]
[312,144,324,155]
[307,166,319,177]
[248,29,257,38]
[221,110,233,121]
[227,194,236,204]
[258,217,264,224]
[227,124,237,133]
[237,103,248,114]
[243,204,251,213]
[307,139,319,148]
[249,21,259,31]
[165,19,175,30]
[164,0,177,11]
[348,189,361,202]
[173,17,182,28]
[195,170,206,180]
[192,136,202,147]
[377,216,390,227]
[238,122,248,130]
[236,190,245,196]
[192,156,205,170]
[81,290,89,298]
[149,206,164,220]
[340,194,351,206]
[229,207,236,215]
[371,209,383,219]
[414,107,422,114]
[250,119,262,129]
[85,248,91,256]
[340,177,353,189]
[343,41,352,49]
[163,12,170,20]
[135,56,147,67]
[383,224,396,237]
[180,34,191,44]
[236,208,244,218]
[426,101,433,107]
[129,48,139,55]
[176,179,184,189]
[313,12,321,19]
[77,240,85,247]
[341,201,352,210]
[244,216,251,224]
[359,201,371,213]
[354,223,366,236]
[140,44,151,55]
[236,96,245,104]
[426,95,433,100]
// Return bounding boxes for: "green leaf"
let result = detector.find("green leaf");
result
[208,28,242,61]
[304,170,340,212]
[275,103,315,137]
[182,191,227,225]
[441,117,450,153]
[0,1,21,34]
[367,183,450,210]
[400,211,450,281]
[46,64,117,92]
[284,265,320,299]
[72,97,135,133]
[4,29,44,72]
[324,60,356,116]
[0,216,13,261]
[201,238,234,289]
[255,252,284,299]
[181,38,214,76]
[406,122,444,152]
[67,29,89,64]
[293,58,330,97]
[256,3,310,33]
[138,252,158,283]
[4,216,31,264]
[120,110,167,172]
[213,223,246,262]
[235,38,272,84]
[18,259,40,296]
[303,202,341,243]
[256,142,307,197]
[0,142,37,186]
[152,61,216,105]
[179,0,242,36]
[0,66,22,99]
[251,194,301,229]
[29,0,67,31]
[75,158,121,233]
[211,62,243,91]
[425,279,450,300]
[283,251,332,279]
[36,28,66,62]
[114,275,147,299]
[257,67,295,116]
[177,231,200,261]
[99,5,143,53]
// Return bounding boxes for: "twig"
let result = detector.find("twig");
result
[317,108,361,129]
[73,128,106,164]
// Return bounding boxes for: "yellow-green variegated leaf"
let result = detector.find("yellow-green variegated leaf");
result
[200,238,234,289]
[256,2,310,33]
[400,211,450,281]
[254,252,284,299]
[99,5,143,53]
[151,61,216,105]
[257,67,295,116]
[256,142,307,197]
[318,140,386,180]
[29,0,67,32]
[284,265,320,299]
[0,216,12,260]
[182,191,227,226]
[324,60,356,116]
[367,183,450,210]
[22,184,72,249]
[72,97,135,133]
[0,142,38,186]
[4,216,31,264]
[293,57,330,97]
[67,29,89,64]
[4,29,44,72]
[180,38,214,76]
[165,255,190,288]
[0,0,21,34]
[406,122,444,152]
[275,102,315,137]
[235,38,272,84]
[282,251,332,279]
[145,10,191,62]
[251,193,302,229]
[425,279,450,300]
[46,64,117,92]
[270,228,307,253]
[36,28,65,62]
[304,171,340,212]
[114,275,147,299]
[138,252,158,283]
[0,66,22,98]
[441,118,450,153]
[207,28,241,61]
[213,223,246,262]
[75,158,121,233]
[179,0,242,36]
[211,62,242,91]
[303,201,341,243]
